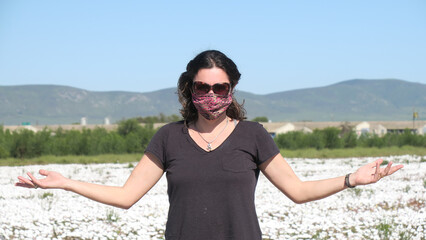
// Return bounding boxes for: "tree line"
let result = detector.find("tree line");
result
[1,121,425,159]
[0,119,156,159]
[274,127,426,150]
[134,114,182,123]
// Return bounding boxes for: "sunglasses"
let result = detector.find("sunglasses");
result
[193,82,231,96]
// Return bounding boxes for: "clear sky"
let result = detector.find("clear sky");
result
[1,1,425,94]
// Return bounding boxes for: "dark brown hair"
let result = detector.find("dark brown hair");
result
[177,50,246,123]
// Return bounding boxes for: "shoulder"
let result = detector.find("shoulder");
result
[235,120,270,137]
[155,120,187,136]
[237,120,266,131]
[155,120,185,134]
[157,120,185,130]
[149,121,186,145]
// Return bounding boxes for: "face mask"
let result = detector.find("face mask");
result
[192,93,233,120]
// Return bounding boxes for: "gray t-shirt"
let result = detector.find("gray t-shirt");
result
[145,120,280,240]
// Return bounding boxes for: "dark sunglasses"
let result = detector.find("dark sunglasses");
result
[193,82,231,96]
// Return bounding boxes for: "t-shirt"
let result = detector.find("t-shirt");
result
[145,120,280,240]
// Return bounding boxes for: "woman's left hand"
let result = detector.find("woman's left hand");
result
[350,159,404,186]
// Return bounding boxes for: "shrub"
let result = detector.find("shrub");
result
[0,126,11,158]
[399,129,423,147]
[322,127,343,149]
[308,130,326,150]
[10,129,36,158]
[0,145,9,158]
[251,116,269,122]
[342,130,357,148]
[118,119,143,137]
[274,131,306,149]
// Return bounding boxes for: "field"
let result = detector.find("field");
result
[0,155,425,239]
[2,146,426,167]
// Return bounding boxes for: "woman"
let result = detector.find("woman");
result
[16,50,403,240]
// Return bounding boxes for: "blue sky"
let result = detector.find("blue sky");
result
[1,1,425,94]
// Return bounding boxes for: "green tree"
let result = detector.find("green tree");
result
[118,119,143,136]
[399,129,422,147]
[382,133,400,147]
[322,127,343,149]
[339,122,357,148]
[0,126,11,158]
[33,128,53,156]
[342,130,357,148]
[125,132,144,153]
[10,129,36,158]
[251,116,269,122]
[88,128,126,154]
[307,129,326,150]
[117,119,156,153]
[135,114,182,123]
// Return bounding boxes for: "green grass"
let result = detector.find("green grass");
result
[40,192,54,199]
[105,209,120,223]
[376,221,393,240]
[0,154,142,166]
[281,146,426,159]
[1,146,425,166]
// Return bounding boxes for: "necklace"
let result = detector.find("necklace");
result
[196,118,229,151]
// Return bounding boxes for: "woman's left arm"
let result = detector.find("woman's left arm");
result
[259,154,404,204]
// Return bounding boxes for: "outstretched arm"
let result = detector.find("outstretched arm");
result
[16,152,164,209]
[259,154,403,204]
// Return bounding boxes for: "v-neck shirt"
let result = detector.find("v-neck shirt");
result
[189,118,237,152]
[145,120,280,240]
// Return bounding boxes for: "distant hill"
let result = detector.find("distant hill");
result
[238,79,426,122]
[1,79,425,125]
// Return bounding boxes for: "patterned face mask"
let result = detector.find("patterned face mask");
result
[192,92,233,120]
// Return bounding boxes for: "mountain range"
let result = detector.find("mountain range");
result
[1,79,425,125]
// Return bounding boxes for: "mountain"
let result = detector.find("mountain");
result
[238,79,426,122]
[1,79,425,125]
[0,85,181,125]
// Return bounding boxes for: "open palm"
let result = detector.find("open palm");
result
[352,159,404,186]
[16,169,67,189]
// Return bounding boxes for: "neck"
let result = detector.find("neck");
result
[195,113,228,133]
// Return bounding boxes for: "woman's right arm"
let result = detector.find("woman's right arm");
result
[16,152,164,209]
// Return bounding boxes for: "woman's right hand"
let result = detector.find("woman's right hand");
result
[16,169,67,190]
[14,153,164,209]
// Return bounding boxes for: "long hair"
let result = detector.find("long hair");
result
[177,50,246,123]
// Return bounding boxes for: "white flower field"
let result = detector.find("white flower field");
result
[0,155,425,240]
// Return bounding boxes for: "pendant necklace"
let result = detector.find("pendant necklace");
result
[196,118,229,151]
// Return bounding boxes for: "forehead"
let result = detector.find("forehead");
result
[194,67,230,84]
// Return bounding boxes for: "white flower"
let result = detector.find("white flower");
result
[1,156,425,239]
